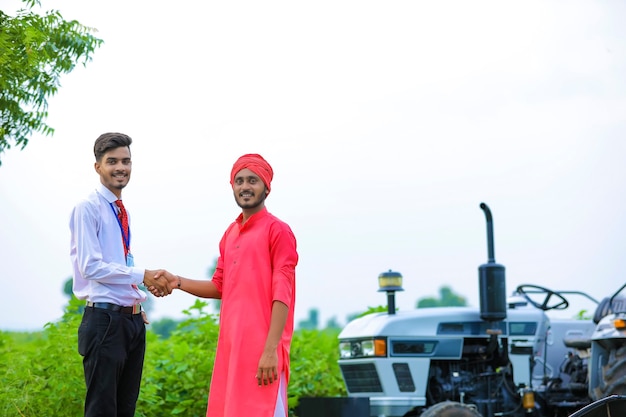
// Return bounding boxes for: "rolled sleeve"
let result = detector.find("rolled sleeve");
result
[271,224,298,306]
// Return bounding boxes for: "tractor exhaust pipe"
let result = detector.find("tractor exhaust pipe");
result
[481,203,496,263]
[478,203,507,322]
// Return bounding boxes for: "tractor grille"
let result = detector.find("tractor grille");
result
[393,362,415,392]
[340,363,383,393]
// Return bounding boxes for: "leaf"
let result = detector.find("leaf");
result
[0,4,103,165]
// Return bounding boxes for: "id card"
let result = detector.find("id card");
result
[126,253,135,267]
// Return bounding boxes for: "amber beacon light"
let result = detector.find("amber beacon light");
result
[378,269,404,315]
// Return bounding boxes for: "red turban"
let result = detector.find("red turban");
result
[230,153,274,194]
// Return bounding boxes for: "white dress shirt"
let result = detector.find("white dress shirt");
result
[70,183,146,306]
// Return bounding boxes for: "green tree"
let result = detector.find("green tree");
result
[298,308,319,330]
[417,285,467,308]
[149,317,179,339]
[0,0,102,164]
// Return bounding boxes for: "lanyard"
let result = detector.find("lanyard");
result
[109,202,131,254]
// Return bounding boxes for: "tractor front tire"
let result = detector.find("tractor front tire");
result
[594,345,626,400]
[419,401,483,417]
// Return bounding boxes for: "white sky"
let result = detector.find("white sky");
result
[1,0,625,331]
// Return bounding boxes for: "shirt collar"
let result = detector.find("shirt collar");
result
[96,183,120,204]
[235,207,268,226]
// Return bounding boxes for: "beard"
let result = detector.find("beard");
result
[235,189,266,210]
[104,175,129,192]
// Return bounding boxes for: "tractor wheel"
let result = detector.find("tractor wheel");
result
[401,408,421,417]
[593,345,626,400]
[419,401,482,417]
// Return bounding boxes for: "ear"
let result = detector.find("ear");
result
[94,161,101,175]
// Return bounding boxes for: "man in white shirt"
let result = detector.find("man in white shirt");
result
[69,132,171,417]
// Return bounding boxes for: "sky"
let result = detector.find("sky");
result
[1,0,625,331]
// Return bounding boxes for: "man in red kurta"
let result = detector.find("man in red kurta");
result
[156,154,298,417]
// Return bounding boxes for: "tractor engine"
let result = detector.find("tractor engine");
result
[421,204,525,416]
[427,337,522,417]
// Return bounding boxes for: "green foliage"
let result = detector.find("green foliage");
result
[62,276,73,296]
[1,298,346,416]
[417,285,468,308]
[0,0,103,164]
[575,309,592,320]
[351,305,389,320]
[150,317,180,339]
[288,328,346,411]
[138,300,219,416]
[0,297,84,416]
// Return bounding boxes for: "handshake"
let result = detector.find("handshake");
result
[143,269,179,297]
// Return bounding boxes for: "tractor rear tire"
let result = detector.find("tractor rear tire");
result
[594,345,626,400]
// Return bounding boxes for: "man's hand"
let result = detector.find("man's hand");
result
[147,270,179,297]
[256,348,279,386]
[144,269,172,296]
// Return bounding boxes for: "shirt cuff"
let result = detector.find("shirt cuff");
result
[131,267,145,285]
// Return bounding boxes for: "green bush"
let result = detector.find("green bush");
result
[1,298,346,416]
[0,297,84,416]
[289,328,347,407]
[138,299,219,416]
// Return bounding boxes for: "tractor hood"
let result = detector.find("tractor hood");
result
[339,306,547,340]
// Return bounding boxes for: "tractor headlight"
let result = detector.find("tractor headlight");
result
[339,341,353,358]
[339,338,387,358]
[614,318,626,330]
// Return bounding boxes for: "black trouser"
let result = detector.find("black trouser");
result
[78,306,146,417]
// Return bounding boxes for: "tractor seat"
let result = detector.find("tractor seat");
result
[593,296,626,324]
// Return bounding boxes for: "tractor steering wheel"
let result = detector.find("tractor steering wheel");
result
[516,284,569,311]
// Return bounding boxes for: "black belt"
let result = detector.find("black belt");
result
[86,301,142,315]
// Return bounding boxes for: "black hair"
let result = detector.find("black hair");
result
[93,132,133,162]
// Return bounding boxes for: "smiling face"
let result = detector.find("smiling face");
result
[232,168,268,214]
[94,146,132,198]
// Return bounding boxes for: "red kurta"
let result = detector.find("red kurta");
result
[207,208,298,417]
